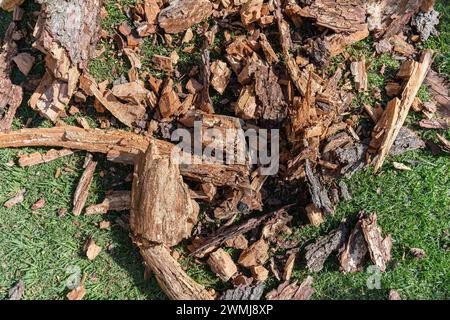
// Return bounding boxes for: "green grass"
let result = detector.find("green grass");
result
[0,0,449,300]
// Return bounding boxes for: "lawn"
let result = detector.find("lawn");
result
[0,1,449,300]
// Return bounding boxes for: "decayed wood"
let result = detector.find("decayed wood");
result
[140,244,214,300]
[366,0,423,41]
[80,74,147,127]
[73,154,97,216]
[360,213,392,272]
[339,219,368,273]
[18,149,73,167]
[370,50,433,172]
[130,141,199,247]
[0,126,249,188]
[85,191,131,215]
[0,22,23,132]
[30,0,103,122]
[238,239,269,268]
[304,222,349,272]
[158,0,213,34]
[296,0,367,33]
[190,205,293,256]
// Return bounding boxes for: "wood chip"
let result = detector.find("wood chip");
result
[250,265,269,282]
[238,239,269,268]
[12,52,35,76]
[393,162,412,171]
[350,58,368,92]
[305,203,324,227]
[207,248,238,282]
[210,60,231,94]
[84,236,102,261]
[4,188,25,208]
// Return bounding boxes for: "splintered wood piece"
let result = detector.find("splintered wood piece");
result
[85,191,131,215]
[80,74,147,128]
[18,149,73,167]
[266,276,314,300]
[371,50,433,172]
[360,213,391,272]
[0,126,249,188]
[190,205,293,256]
[140,244,214,300]
[73,154,97,216]
[350,58,368,92]
[305,204,324,227]
[238,239,269,268]
[282,253,296,281]
[339,219,368,273]
[305,223,349,272]
[111,80,154,107]
[130,142,199,247]
[236,85,257,119]
[158,0,213,34]
[199,26,217,114]
[0,22,23,132]
[210,60,231,95]
[207,248,238,281]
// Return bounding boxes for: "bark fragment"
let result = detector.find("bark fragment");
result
[360,213,392,272]
[304,222,349,272]
[207,248,238,281]
[339,219,368,273]
[130,142,199,247]
[0,22,23,132]
[158,0,213,34]
[266,276,314,300]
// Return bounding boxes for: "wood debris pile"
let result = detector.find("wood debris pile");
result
[0,0,448,300]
